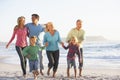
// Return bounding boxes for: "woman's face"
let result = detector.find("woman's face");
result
[47,23,53,31]
[18,17,25,25]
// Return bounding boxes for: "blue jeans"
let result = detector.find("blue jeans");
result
[29,60,38,72]
[15,46,27,75]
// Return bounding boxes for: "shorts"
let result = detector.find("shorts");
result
[67,59,76,69]
[29,60,38,72]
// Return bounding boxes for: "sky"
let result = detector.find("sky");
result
[0,0,120,42]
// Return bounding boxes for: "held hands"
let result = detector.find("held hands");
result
[45,42,49,47]
[60,42,64,47]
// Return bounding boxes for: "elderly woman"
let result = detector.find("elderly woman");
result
[43,22,63,77]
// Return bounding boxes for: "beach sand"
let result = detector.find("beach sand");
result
[0,56,120,80]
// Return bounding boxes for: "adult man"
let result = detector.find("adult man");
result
[26,14,45,75]
[66,19,85,76]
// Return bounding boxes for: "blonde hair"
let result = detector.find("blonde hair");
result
[70,36,78,43]
[14,16,25,31]
[17,16,25,25]
[45,22,54,32]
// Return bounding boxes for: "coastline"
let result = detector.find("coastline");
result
[0,56,120,80]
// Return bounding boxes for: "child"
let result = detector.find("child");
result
[62,36,82,78]
[23,36,45,80]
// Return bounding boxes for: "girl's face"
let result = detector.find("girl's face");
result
[70,38,76,44]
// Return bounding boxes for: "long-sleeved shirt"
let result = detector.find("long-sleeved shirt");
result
[25,23,44,45]
[63,43,80,60]
[7,27,28,47]
[43,30,62,51]
[23,45,40,60]
[66,28,85,47]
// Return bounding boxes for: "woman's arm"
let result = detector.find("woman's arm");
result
[6,28,16,48]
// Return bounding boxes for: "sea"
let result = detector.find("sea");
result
[0,40,120,69]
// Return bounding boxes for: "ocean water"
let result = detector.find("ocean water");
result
[0,41,120,69]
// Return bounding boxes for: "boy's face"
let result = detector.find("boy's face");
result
[30,38,37,45]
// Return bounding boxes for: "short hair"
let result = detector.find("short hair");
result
[30,36,37,39]
[76,19,82,23]
[32,14,39,20]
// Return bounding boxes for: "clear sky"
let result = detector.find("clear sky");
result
[0,0,120,42]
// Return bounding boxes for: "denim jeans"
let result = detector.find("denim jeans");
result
[15,46,27,75]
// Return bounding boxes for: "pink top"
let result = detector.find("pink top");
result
[8,27,28,47]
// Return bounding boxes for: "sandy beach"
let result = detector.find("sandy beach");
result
[0,56,120,80]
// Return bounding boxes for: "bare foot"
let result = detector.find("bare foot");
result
[23,74,26,78]
[47,68,50,76]
[40,70,44,75]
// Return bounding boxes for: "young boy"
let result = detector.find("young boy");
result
[62,36,82,78]
[23,36,45,79]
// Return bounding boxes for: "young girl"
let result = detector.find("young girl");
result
[23,36,45,80]
[62,36,82,78]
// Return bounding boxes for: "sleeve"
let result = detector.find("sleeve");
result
[66,29,73,43]
[43,33,47,45]
[57,31,62,43]
[25,24,30,37]
[7,29,16,45]
[79,30,85,43]
[22,47,29,57]
[76,46,81,60]
[63,44,69,50]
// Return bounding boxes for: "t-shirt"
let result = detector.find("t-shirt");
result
[26,23,44,45]
[23,45,40,60]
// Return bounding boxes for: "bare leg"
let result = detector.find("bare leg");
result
[52,71,56,77]
[74,69,77,78]
[47,68,51,76]
[79,68,82,76]
[67,68,70,78]
[40,69,44,75]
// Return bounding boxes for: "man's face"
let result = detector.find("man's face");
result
[76,21,82,29]
[31,16,38,23]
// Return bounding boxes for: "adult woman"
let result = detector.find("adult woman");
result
[6,16,28,77]
[43,22,63,77]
